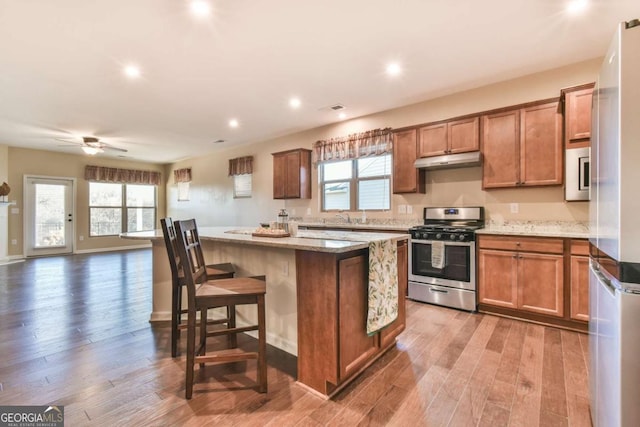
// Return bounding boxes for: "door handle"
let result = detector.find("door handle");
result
[429,287,449,294]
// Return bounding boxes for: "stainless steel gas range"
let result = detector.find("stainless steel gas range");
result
[408,207,484,311]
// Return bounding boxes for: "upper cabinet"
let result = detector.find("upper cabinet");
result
[482,100,562,189]
[272,148,311,199]
[562,83,594,149]
[392,129,425,194]
[418,116,479,158]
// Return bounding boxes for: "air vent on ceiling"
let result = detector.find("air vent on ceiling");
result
[330,104,345,111]
[213,139,226,144]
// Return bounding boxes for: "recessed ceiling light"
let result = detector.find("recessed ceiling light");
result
[229,119,239,128]
[124,65,141,79]
[289,97,301,109]
[386,62,402,77]
[190,0,211,17]
[338,112,347,120]
[566,0,588,14]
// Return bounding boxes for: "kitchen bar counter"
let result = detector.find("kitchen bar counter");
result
[476,220,589,239]
[121,227,408,397]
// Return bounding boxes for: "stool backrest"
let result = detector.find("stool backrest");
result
[160,217,181,282]
[174,219,209,301]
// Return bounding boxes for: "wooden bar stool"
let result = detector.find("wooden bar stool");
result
[174,218,267,399]
[160,217,236,357]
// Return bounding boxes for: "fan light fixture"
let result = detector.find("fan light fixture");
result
[82,146,103,155]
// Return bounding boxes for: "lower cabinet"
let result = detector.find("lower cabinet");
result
[478,235,587,330]
[296,240,408,396]
[570,240,590,322]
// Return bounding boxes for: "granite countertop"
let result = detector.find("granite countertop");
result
[121,226,409,254]
[297,221,417,232]
[476,221,590,239]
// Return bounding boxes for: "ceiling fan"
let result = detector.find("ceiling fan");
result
[55,136,128,155]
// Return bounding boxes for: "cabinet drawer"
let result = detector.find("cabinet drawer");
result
[570,239,589,256]
[478,235,563,254]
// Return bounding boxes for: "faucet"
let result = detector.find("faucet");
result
[335,212,351,223]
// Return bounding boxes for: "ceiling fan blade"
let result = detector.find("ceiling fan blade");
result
[102,144,128,153]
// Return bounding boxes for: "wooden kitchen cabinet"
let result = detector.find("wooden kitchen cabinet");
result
[570,239,590,322]
[392,129,425,194]
[418,116,479,158]
[296,239,408,396]
[338,254,379,379]
[478,235,564,318]
[272,148,311,199]
[482,100,562,189]
[562,84,594,149]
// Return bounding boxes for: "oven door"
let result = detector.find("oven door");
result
[409,239,475,291]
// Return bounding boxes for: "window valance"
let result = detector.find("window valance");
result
[228,156,254,176]
[84,165,162,185]
[313,127,393,163]
[173,168,192,183]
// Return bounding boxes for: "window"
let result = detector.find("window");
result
[320,154,391,211]
[89,183,156,236]
[233,174,252,198]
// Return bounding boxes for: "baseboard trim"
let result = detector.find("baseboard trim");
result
[75,244,151,254]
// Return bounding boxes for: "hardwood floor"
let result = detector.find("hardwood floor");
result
[0,249,591,426]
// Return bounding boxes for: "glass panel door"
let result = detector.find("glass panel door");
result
[25,177,74,256]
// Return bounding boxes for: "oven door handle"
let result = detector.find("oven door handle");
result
[429,287,449,294]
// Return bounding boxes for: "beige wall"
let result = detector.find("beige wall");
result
[0,144,8,260]
[6,147,166,256]
[167,58,599,225]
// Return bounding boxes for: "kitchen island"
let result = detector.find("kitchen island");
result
[121,227,409,397]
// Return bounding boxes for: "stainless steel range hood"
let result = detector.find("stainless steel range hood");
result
[414,151,481,170]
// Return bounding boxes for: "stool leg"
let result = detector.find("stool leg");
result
[170,281,180,358]
[199,308,207,367]
[185,309,196,399]
[257,295,267,393]
[227,305,237,348]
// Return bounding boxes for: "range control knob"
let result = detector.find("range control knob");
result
[436,233,442,240]
[458,234,466,241]
[450,234,456,240]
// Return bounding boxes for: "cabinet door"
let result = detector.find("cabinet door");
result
[520,101,563,186]
[570,255,590,321]
[285,151,301,198]
[517,252,564,317]
[273,154,286,199]
[418,123,448,157]
[339,255,379,380]
[449,116,479,154]
[478,249,518,309]
[565,87,593,149]
[380,241,408,349]
[392,129,424,193]
[481,110,520,188]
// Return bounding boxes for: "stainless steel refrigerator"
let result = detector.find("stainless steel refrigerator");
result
[589,18,640,427]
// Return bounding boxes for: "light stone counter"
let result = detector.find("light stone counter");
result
[476,221,590,239]
[297,221,417,232]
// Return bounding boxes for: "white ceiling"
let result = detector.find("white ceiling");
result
[0,1,638,164]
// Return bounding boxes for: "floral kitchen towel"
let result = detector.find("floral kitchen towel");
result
[367,238,398,335]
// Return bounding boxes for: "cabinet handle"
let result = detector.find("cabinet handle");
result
[516,242,520,246]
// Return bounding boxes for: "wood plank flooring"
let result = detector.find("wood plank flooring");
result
[0,249,592,426]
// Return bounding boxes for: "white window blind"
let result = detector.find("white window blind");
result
[234,174,252,198]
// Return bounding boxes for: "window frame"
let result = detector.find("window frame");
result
[89,183,157,237]
[319,154,391,212]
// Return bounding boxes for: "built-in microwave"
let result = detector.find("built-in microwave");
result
[565,147,590,201]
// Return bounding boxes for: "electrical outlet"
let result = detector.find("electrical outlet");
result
[10,207,18,214]
[11,239,17,245]
[510,203,519,214]
[291,208,296,215]
[397,204,407,214]
[306,208,311,215]
[79,235,84,241]
[407,205,413,214]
